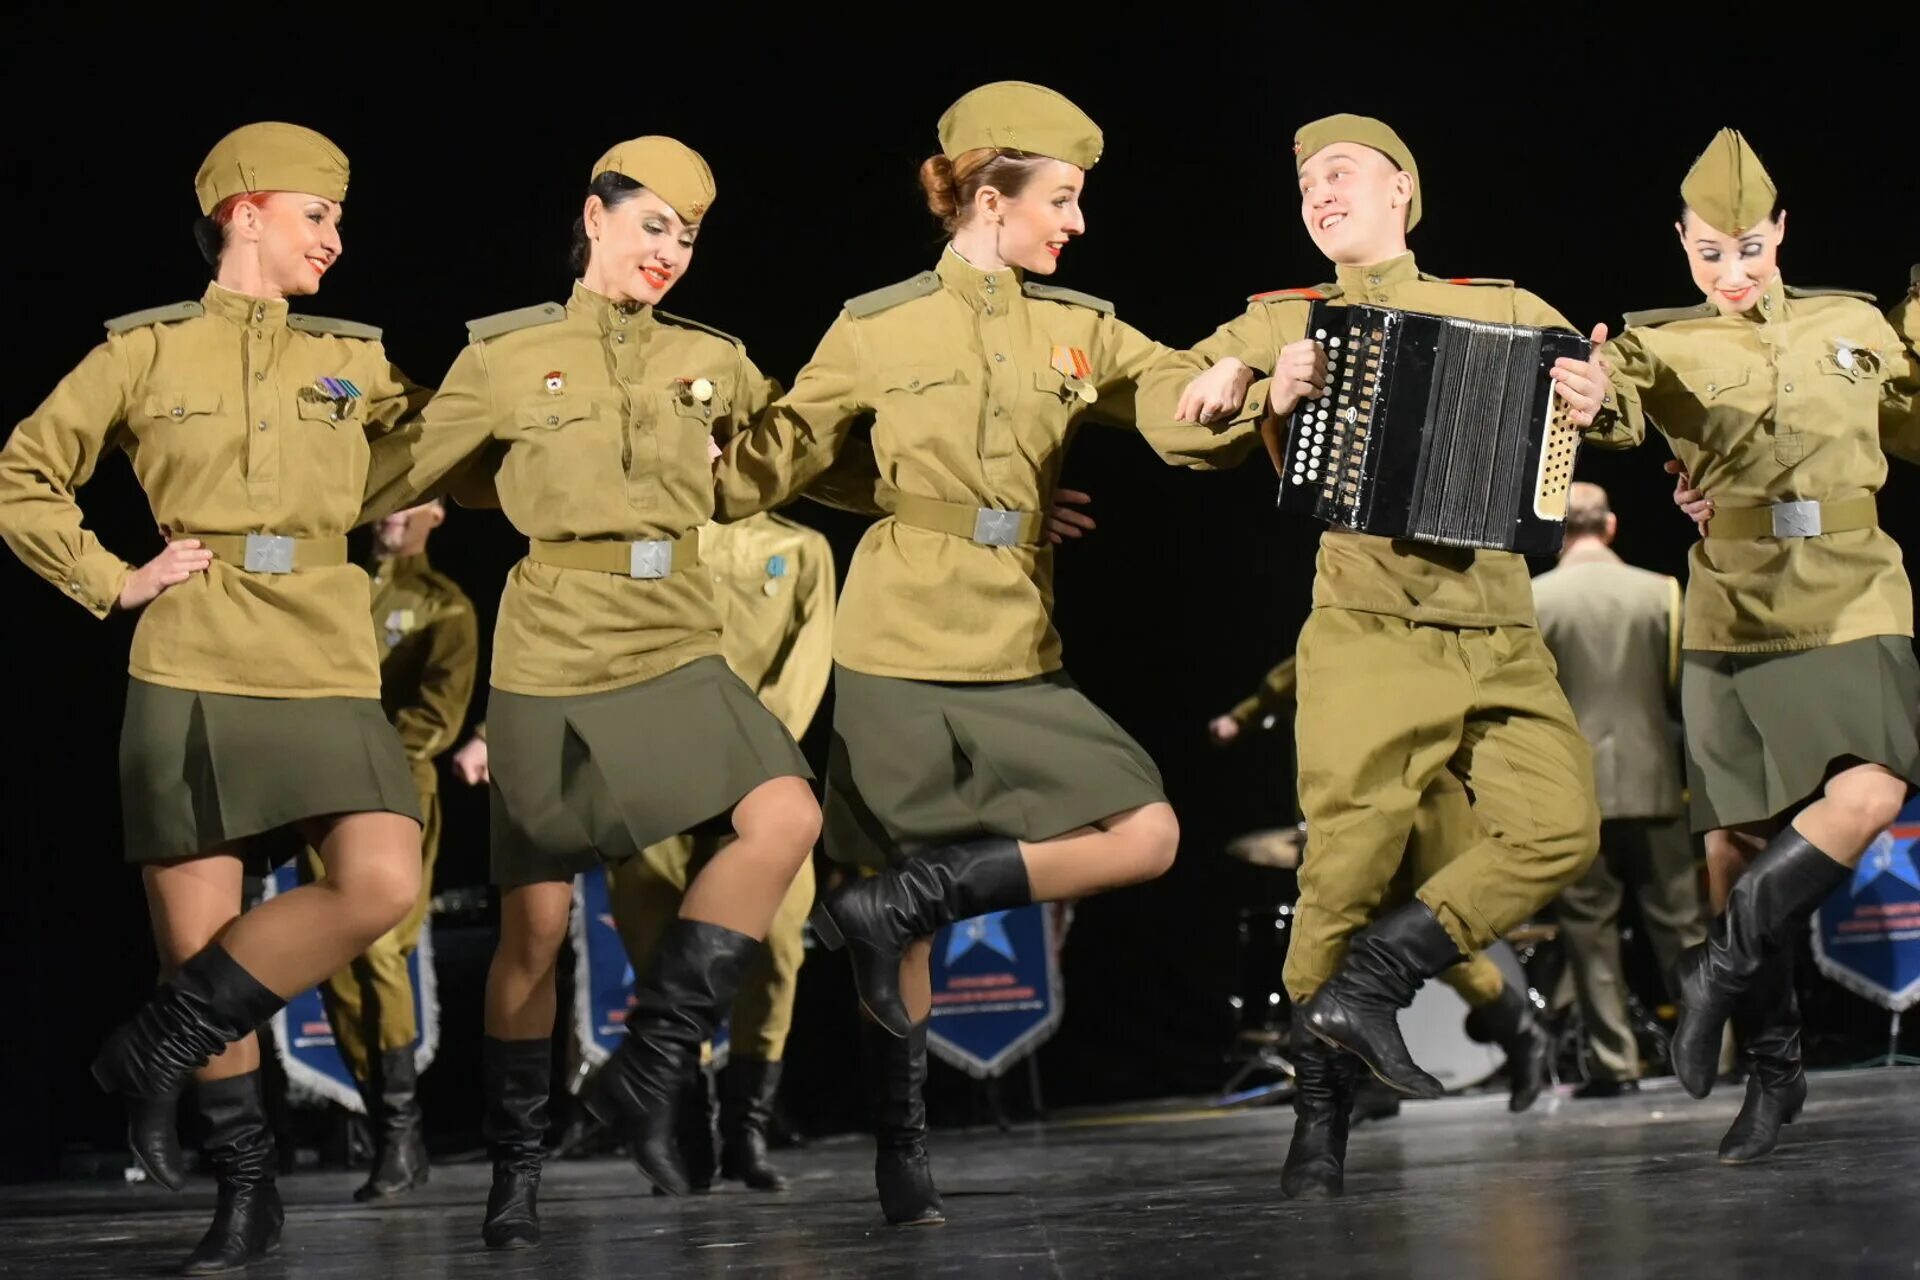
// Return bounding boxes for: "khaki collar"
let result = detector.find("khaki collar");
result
[1332,251,1420,297]
[938,244,1020,307]
[1557,540,1621,568]
[202,281,289,329]
[569,279,654,332]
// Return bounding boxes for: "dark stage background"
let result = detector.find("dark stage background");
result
[3,23,1915,1181]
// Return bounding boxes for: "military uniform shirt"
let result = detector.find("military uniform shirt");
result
[1604,277,1920,652]
[362,281,780,696]
[370,550,479,760]
[1138,253,1633,629]
[713,249,1259,681]
[699,512,835,737]
[0,282,428,697]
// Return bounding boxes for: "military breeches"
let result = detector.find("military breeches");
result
[1284,609,1599,1004]
[606,833,816,1061]
[306,767,441,1079]
[1286,750,1512,1006]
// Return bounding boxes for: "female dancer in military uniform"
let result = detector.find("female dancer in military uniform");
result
[359,136,819,1248]
[710,81,1257,1224]
[1602,130,1920,1162]
[0,123,430,1273]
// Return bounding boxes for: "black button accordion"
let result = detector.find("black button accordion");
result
[1275,301,1590,556]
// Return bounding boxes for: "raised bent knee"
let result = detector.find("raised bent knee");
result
[1128,804,1181,881]
[1822,767,1906,845]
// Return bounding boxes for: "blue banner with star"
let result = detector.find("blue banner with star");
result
[570,868,729,1069]
[262,866,438,1112]
[1812,796,1920,1012]
[925,904,1062,1079]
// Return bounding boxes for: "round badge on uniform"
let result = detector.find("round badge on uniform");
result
[690,377,714,403]
[544,371,565,394]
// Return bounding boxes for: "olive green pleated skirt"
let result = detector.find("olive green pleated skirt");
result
[1681,635,1920,831]
[824,664,1167,871]
[487,655,812,887]
[120,678,422,871]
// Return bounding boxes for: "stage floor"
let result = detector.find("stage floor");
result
[6,1068,1916,1278]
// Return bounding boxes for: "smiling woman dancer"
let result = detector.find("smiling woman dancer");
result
[1603,129,1920,1163]
[359,136,819,1249]
[0,122,430,1274]
[709,81,1258,1225]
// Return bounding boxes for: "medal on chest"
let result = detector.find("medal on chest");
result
[1048,346,1099,403]
[304,376,363,422]
[383,608,416,649]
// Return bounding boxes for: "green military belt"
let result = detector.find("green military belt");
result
[528,534,701,579]
[180,533,349,573]
[1704,494,1877,540]
[885,493,1046,547]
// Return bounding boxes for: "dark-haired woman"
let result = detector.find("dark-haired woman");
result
[0,122,430,1274]
[360,136,818,1249]
[1601,128,1920,1162]
[709,82,1258,1224]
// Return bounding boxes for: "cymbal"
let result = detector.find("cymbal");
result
[1224,827,1304,870]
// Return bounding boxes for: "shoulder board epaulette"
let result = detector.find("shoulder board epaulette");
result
[1621,302,1718,329]
[1419,273,1514,287]
[104,301,204,334]
[655,309,743,347]
[1783,285,1877,304]
[1248,286,1335,304]
[466,302,567,343]
[845,272,940,319]
[288,313,382,341]
[1020,281,1115,315]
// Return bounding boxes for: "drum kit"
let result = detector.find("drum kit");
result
[1217,822,1563,1105]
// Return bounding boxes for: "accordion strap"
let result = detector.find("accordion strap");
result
[1703,494,1877,540]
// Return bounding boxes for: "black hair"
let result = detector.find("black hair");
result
[569,171,646,273]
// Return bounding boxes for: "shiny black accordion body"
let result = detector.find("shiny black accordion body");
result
[1275,301,1590,556]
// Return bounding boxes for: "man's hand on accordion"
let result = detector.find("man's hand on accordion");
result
[1270,339,1328,420]
[1174,357,1258,425]
[1549,322,1615,427]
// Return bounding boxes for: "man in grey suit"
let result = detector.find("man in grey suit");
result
[1533,483,1710,1095]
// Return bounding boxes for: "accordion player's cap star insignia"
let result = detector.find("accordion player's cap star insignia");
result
[1681,127,1776,237]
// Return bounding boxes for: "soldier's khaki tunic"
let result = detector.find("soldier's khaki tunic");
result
[362,282,809,885]
[1140,252,1613,1000]
[607,513,832,1059]
[306,549,478,1074]
[0,283,429,863]
[1605,276,1920,827]
[713,248,1258,866]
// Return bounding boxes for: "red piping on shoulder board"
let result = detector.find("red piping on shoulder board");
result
[1251,287,1326,301]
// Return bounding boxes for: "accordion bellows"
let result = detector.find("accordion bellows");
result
[1277,302,1590,556]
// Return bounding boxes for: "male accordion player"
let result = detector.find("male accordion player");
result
[1137,113,1638,1204]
